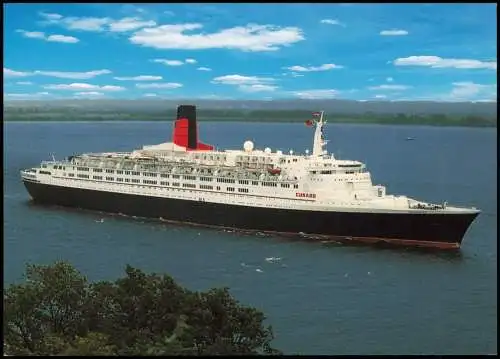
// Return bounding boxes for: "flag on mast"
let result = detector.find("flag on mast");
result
[304,119,314,127]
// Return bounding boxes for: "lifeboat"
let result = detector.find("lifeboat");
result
[267,166,282,175]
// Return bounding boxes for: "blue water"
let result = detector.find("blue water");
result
[4,121,497,355]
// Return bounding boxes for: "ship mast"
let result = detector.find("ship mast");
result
[312,111,327,157]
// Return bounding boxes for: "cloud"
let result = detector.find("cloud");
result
[185,58,197,64]
[114,75,162,81]
[386,77,394,82]
[368,84,411,91]
[39,12,63,20]
[16,29,79,43]
[74,91,105,96]
[34,69,111,79]
[40,12,155,33]
[320,19,345,26]
[16,81,33,85]
[284,63,343,72]
[4,92,51,98]
[212,74,277,92]
[16,30,45,39]
[143,93,158,97]
[4,68,31,77]
[197,67,212,71]
[374,94,387,99]
[108,17,156,32]
[239,84,278,92]
[212,74,274,85]
[43,83,125,91]
[152,59,185,66]
[292,89,340,99]
[448,82,497,101]
[394,56,497,70]
[380,29,408,36]
[130,23,304,51]
[135,83,183,89]
[46,34,79,43]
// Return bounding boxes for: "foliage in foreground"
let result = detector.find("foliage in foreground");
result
[3,261,281,356]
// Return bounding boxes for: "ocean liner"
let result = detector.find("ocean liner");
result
[21,105,480,249]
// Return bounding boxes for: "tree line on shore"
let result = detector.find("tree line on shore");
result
[3,107,497,127]
[3,261,281,356]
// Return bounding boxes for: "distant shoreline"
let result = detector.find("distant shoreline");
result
[3,117,496,128]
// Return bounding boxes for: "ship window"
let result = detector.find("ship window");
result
[172,182,180,187]
[125,178,130,183]
[106,169,114,173]
[132,171,140,176]
[125,171,131,175]
[172,175,180,179]
[216,186,221,190]
[227,187,235,192]
[117,170,123,174]
[160,174,169,178]
[311,171,316,174]
[293,184,298,189]
[68,173,74,177]
[42,164,47,168]
[39,170,51,175]
[106,177,114,181]
[200,185,213,190]
[131,179,140,183]
[238,188,249,193]
[77,174,89,179]
[160,181,169,186]
[182,183,196,188]
[93,168,102,172]
[117,178,123,182]
[252,181,258,186]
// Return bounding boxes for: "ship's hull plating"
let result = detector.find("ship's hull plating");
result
[23,180,478,249]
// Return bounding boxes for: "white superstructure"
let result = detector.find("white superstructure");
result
[20,111,478,215]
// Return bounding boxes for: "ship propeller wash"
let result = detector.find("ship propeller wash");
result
[21,105,480,249]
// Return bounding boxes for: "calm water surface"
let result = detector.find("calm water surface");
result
[4,121,497,355]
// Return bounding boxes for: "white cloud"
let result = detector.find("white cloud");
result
[212,74,277,93]
[130,23,304,52]
[4,68,31,77]
[374,94,387,99]
[143,93,158,97]
[114,75,162,81]
[34,69,111,79]
[292,89,340,99]
[380,29,408,36]
[239,84,278,92]
[39,12,63,20]
[394,56,497,70]
[386,77,394,82]
[47,34,79,43]
[448,82,497,101]
[16,30,45,39]
[284,63,343,72]
[320,19,345,26]
[44,83,125,91]
[135,83,183,89]
[368,84,411,91]
[40,13,155,33]
[185,58,197,64]
[16,29,79,43]
[152,59,185,66]
[4,92,51,98]
[74,91,104,96]
[212,74,274,85]
[197,67,212,71]
[108,17,156,32]
[16,81,33,85]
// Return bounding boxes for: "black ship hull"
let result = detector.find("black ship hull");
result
[23,180,478,249]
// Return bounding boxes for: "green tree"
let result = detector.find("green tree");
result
[3,261,281,356]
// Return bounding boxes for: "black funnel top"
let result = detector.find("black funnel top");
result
[176,105,197,149]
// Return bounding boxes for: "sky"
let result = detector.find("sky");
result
[3,3,498,102]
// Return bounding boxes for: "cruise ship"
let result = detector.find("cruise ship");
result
[21,105,480,249]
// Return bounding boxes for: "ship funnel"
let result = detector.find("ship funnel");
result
[173,105,214,151]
